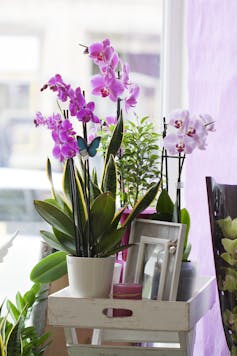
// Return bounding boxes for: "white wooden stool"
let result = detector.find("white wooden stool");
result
[47,275,216,356]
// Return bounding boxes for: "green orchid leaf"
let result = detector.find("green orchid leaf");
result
[217,216,237,239]
[101,154,117,199]
[90,180,102,202]
[45,195,73,218]
[181,208,191,251]
[123,181,160,228]
[39,230,71,253]
[182,243,191,262]
[53,229,76,255]
[34,200,74,237]
[91,168,98,186]
[111,206,127,230]
[156,189,174,215]
[101,243,134,258]
[30,251,67,284]
[62,159,87,229]
[46,158,56,199]
[89,192,116,241]
[104,111,123,165]
[96,227,126,255]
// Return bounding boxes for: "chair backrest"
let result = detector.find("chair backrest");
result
[206,176,237,352]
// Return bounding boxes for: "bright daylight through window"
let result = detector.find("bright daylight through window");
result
[0,0,165,303]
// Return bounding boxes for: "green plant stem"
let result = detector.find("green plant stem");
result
[63,109,83,256]
[117,97,125,207]
[176,153,185,222]
[82,121,92,257]
[68,158,83,256]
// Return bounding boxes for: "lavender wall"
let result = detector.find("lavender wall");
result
[186,1,237,355]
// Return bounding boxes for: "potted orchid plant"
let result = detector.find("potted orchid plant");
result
[152,109,215,300]
[30,39,160,297]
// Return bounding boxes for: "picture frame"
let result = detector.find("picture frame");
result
[124,219,186,301]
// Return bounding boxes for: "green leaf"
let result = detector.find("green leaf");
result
[156,189,174,215]
[96,228,126,256]
[111,206,127,230]
[221,252,237,266]
[15,293,26,314]
[222,238,237,255]
[39,230,71,253]
[101,244,134,258]
[23,284,41,308]
[53,229,76,255]
[30,251,67,284]
[34,200,74,237]
[181,208,191,251]
[46,158,56,199]
[45,195,72,218]
[104,111,123,166]
[6,301,20,323]
[6,317,22,356]
[101,154,117,199]
[89,192,116,241]
[182,243,191,262]
[62,159,87,229]
[123,181,160,228]
[90,180,102,202]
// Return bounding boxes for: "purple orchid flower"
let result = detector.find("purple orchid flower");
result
[121,62,130,88]
[41,74,72,102]
[88,38,118,73]
[164,109,214,155]
[168,109,190,129]
[199,113,215,132]
[183,116,208,150]
[164,133,197,154]
[34,112,47,127]
[124,84,140,112]
[91,74,124,102]
[51,119,79,161]
[106,116,117,126]
[76,101,100,123]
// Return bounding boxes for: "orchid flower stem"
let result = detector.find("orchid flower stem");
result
[63,110,82,256]
[68,158,83,257]
[176,153,186,222]
[82,122,92,257]
[161,117,169,192]
[117,97,125,207]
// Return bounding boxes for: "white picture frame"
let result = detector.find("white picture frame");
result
[124,219,186,301]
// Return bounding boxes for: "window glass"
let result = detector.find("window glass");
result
[0,0,163,236]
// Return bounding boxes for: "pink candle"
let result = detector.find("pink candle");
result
[112,283,142,317]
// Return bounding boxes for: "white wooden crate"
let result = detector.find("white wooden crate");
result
[48,275,216,356]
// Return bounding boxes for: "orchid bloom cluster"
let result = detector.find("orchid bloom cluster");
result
[88,38,139,111]
[163,109,215,155]
[34,38,139,162]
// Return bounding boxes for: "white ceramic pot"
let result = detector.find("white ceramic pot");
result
[66,255,115,298]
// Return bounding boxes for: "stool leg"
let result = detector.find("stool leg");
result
[64,327,78,345]
[91,329,103,345]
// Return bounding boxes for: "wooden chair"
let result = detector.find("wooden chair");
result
[206,176,237,353]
